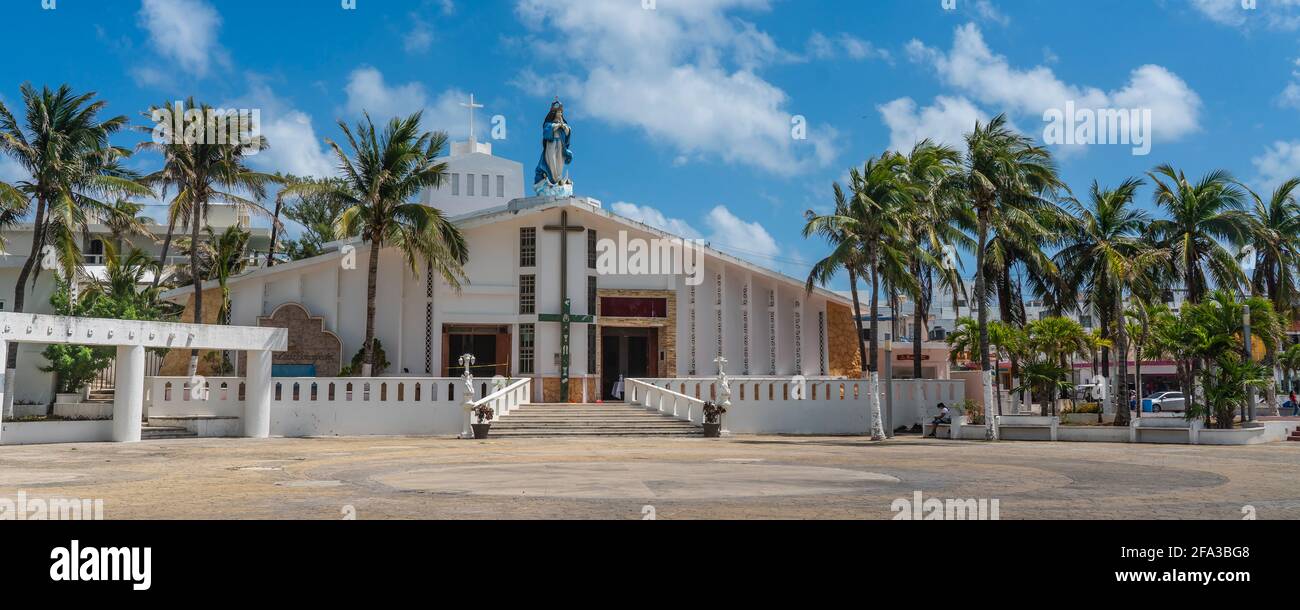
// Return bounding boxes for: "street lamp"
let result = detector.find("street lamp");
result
[1240,246,1257,423]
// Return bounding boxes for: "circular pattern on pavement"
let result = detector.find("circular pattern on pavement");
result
[373,461,899,500]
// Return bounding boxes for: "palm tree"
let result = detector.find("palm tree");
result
[139,98,278,376]
[99,198,155,252]
[900,139,971,378]
[1242,179,1300,414]
[203,225,252,324]
[1147,165,1251,304]
[1057,178,1167,424]
[804,182,869,377]
[959,114,1064,414]
[1279,343,1300,395]
[0,83,147,390]
[804,153,914,373]
[1023,316,1089,415]
[285,112,468,376]
[945,317,981,367]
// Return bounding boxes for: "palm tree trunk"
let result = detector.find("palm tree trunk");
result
[913,270,925,379]
[975,211,990,374]
[152,212,177,291]
[266,193,283,267]
[868,257,880,373]
[186,202,202,377]
[848,268,868,378]
[361,237,381,377]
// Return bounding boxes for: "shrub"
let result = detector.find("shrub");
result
[955,399,983,425]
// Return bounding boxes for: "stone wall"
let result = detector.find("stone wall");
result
[159,288,228,377]
[827,302,862,378]
[540,375,599,403]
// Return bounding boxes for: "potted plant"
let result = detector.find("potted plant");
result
[702,401,726,438]
[471,403,495,439]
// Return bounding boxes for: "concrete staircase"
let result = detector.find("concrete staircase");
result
[1288,425,1300,442]
[489,403,703,438]
[141,425,197,440]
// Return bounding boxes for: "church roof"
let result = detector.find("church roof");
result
[162,196,850,306]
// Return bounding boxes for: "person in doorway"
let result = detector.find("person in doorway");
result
[927,403,951,437]
[1288,391,1299,416]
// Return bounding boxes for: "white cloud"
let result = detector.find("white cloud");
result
[611,202,702,239]
[877,95,988,153]
[703,205,778,260]
[906,23,1201,149]
[343,67,474,140]
[610,202,781,265]
[1191,0,1300,30]
[972,0,1010,26]
[1251,140,1300,192]
[404,16,434,54]
[137,0,228,78]
[514,0,838,174]
[806,32,890,62]
[225,80,336,179]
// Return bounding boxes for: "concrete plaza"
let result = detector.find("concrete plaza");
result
[1,435,1297,519]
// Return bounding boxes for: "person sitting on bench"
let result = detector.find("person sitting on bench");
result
[927,403,951,437]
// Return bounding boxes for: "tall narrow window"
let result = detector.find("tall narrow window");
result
[587,276,597,315]
[519,324,536,374]
[519,275,536,314]
[587,229,598,269]
[520,227,536,267]
[497,175,505,198]
[587,328,596,377]
[467,174,476,196]
[482,174,490,197]
[451,173,460,196]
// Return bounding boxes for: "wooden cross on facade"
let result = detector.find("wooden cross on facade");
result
[541,210,595,401]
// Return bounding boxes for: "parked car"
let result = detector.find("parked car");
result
[1145,391,1186,413]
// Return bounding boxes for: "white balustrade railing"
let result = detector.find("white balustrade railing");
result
[146,376,474,435]
[627,376,964,435]
[472,377,532,419]
[625,379,708,425]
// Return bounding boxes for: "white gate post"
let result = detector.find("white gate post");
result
[245,349,273,438]
[0,338,7,444]
[112,345,145,442]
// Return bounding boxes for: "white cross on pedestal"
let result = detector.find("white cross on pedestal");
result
[460,93,485,142]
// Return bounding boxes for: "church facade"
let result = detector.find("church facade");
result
[163,131,861,403]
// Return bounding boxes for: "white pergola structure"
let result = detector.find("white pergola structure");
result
[0,313,286,443]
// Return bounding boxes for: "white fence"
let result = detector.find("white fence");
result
[629,377,964,435]
[145,376,521,437]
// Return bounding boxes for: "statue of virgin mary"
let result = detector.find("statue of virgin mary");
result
[534,99,574,197]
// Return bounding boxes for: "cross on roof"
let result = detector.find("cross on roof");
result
[460,93,485,142]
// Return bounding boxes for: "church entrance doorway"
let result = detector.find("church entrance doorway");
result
[443,325,511,377]
[600,327,657,401]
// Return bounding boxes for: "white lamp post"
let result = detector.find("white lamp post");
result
[459,353,477,439]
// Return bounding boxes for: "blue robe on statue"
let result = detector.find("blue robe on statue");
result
[535,121,573,189]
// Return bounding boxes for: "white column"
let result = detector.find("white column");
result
[2,338,12,420]
[0,338,7,444]
[112,345,145,443]
[245,349,273,438]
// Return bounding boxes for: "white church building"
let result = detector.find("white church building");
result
[159,130,862,403]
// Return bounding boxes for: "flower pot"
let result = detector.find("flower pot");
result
[471,423,492,439]
[702,422,722,438]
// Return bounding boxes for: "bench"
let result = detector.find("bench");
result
[996,415,1058,441]
[1131,416,1201,444]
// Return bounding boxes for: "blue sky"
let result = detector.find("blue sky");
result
[4,0,1300,287]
